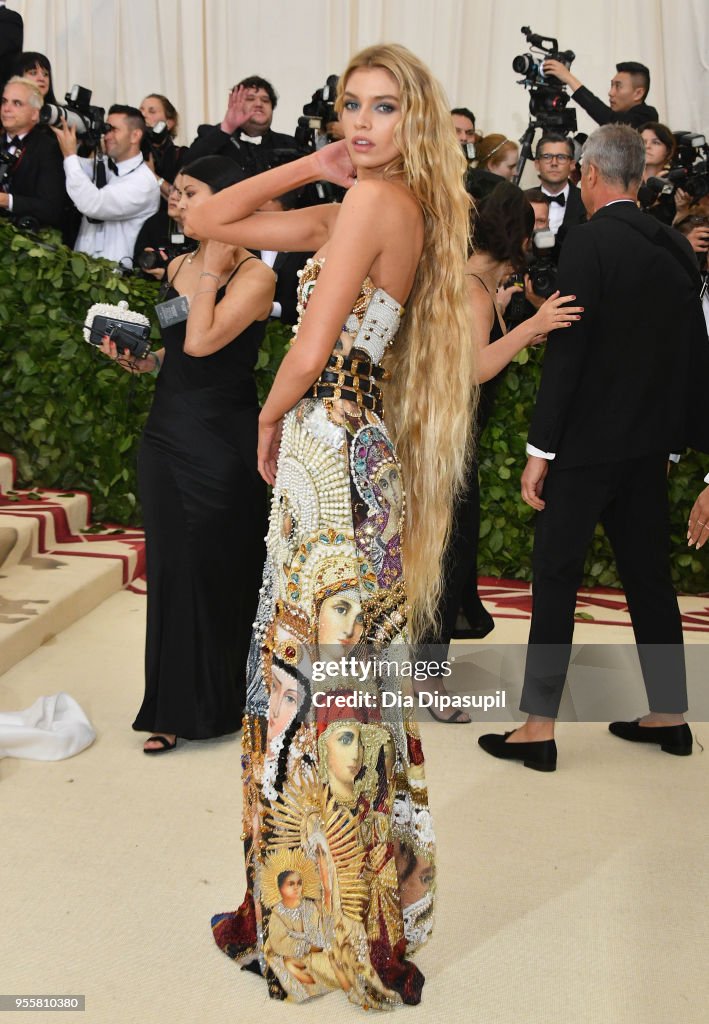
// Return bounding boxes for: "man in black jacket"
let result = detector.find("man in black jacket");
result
[0,1,23,90]
[533,133,586,246]
[184,75,296,176]
[542,59,658,129]
[0,76,69,233]
[479,125,709,771]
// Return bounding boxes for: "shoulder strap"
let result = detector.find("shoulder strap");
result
[222,254,260,289]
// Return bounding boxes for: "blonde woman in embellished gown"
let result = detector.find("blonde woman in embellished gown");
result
[186,44,478,1009]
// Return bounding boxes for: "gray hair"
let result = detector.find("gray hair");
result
[5,76,43,110]
[581,124,646,190]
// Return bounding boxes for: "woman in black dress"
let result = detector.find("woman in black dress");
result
[102,156,275,752]
[418,182,581,721]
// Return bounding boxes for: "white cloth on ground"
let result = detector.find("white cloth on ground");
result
[0,692,96,760]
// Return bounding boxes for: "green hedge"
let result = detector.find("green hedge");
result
[0,220,706,591]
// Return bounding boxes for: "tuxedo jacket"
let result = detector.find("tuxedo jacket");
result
[555,184,586,247]
[184,125,297,175]
[4,125,69,231]
[528,201,709,468]
[271,250,312,325]
[0,6,23,88]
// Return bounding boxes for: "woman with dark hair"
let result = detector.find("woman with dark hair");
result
[12,51,57,103]
[418,182,582,719]
[640,121,676,181]
[101,155,275,753]
[639,122,679,224]
[139,93,188,199]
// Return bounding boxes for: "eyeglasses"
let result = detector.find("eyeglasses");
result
[538,154,571,164]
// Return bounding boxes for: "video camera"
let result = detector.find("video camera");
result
[295,75,340,151]
[39,85,109,149]
[513,26,577,132]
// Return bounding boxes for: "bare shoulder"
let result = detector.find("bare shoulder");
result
[341,179,421,222]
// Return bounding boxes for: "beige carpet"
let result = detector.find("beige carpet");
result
[2,590,708,1024]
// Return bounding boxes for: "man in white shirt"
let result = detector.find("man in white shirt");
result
[52,104,159,266]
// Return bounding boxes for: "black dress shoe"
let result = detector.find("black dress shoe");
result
[478,731,557,772]
[608,719,692,756]
[452,609,495,640]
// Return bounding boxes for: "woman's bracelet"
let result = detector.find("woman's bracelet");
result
[200,271,221,283]
[192,288,218,300]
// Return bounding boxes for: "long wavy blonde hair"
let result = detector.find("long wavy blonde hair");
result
[336,44,479,640]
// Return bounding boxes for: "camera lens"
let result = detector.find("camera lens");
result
[138,249,161,271]
[512,54,534,75]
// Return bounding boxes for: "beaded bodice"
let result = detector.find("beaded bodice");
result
[294,257,404,365]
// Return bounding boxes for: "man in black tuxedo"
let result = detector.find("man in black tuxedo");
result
[0,76,68,233]
[479,125,709,772]
[184,76,296,177]
[534,133,585,247]
[543,59,658,130]
[0,1,23,90]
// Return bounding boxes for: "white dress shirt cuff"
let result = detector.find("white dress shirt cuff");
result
[704,471,709,485]
[526,443,556,460]
[668,453,681,463]
[6,194,12,212]
[271,301,282,319]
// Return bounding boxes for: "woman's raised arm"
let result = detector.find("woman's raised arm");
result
[184,141,357,254]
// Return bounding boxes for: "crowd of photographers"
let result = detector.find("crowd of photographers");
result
[1,24,708,332]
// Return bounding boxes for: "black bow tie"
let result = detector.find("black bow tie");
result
[548,193,566,206]
[7,135,22,149]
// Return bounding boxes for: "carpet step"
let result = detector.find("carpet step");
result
[0,453,145,677]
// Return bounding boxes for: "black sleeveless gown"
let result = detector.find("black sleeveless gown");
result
[133,270,267,739]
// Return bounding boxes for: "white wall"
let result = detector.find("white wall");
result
[13,0,709,147]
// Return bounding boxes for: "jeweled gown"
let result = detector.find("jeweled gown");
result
[211,260,436,1008]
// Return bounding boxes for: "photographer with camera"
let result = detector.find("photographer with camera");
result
[542,58,658,129]
[0,76,68,233]
[133,172,196,280]
[139,93,188,201]
[184,76,296,176]
[451,106,478,163]
[53,104,159,266]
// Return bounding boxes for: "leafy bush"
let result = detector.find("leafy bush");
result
[0,221,290,523]
[1,220,706,590]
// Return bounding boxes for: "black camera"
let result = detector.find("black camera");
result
[40,85,109,148]
[513,26,577,133]
[0,141,19,188]
[505,229,559,324]
[642,132,709,209]
[137,236,196,272]
[295,75,340,150]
